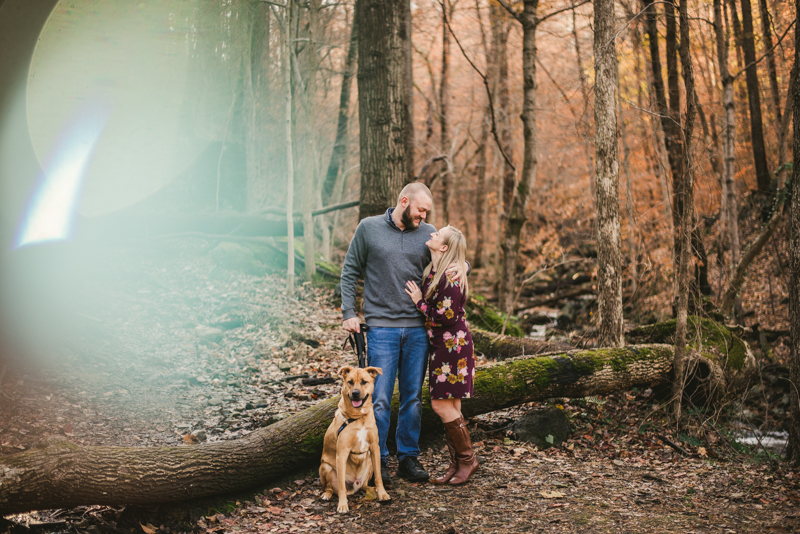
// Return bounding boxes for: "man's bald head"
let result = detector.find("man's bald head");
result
[393,182,433,230]
[397,182,433,206]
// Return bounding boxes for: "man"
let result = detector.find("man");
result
[340,182,435,483]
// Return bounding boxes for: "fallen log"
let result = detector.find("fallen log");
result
[0,325,754,515]
[628,316,756,404]
[513,285,596,312]
[471,329,572,360]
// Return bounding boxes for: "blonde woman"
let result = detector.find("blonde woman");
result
[405,226,478,485]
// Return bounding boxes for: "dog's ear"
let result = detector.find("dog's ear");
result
[365,366,383,378]
[339,365,354,379]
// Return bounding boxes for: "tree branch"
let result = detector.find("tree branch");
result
[539,0,591,24]
[439,0,516,172]
[732,18,796,80]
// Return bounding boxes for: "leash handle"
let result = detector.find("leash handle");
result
[342,324,370,368]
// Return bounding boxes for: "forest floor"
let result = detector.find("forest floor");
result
[1,237,799,533]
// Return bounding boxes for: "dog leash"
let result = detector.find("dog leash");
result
[342,323,370,368]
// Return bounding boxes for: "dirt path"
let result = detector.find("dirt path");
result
[2,239,799,533]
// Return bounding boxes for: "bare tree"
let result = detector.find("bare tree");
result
[302,0,320,281]
[440,0,452,224]
[572,6,595,202]
[643,0,685,277]
[734,0,772,203]
[788,0,800,465]
[758,0,782,127]
[322,16,358,207]
[490,0,515,281]
[495,0,542,314]
[241,1,270,213]
[276,1,296,294]
[714,0,742,317]
[593,0,623,347]
[673,0,697,419]
[356,0,414,219]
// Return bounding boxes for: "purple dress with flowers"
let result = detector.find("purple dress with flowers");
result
[415,271,475,399]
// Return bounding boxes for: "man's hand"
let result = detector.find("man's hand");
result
[444,261,470,281]
[343,317,361,333]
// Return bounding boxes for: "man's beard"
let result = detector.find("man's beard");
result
[401,205,420,229]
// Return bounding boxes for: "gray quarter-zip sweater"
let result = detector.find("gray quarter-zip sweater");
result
[340,208,434,328]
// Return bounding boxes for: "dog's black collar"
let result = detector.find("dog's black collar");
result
[337,394,370,436]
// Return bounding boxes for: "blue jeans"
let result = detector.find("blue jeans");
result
[366,326,429,462]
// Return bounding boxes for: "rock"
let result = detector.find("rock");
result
[195,325,223,343]
[208,242,263,276]
[524,313,552,325]
[556,313,574,329]
[511,406,571,450]
[277,362,292,372]
[193,430,207,442]
[207,397,223,406]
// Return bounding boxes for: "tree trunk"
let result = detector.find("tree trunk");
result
[620,74,637,305]
[498,0,538,314]
[440,0,452,225]
[758,0,782,128]
[776,66,797,191]
[302,0,319,281]
[321,16,358,207]
[473,109,490,268]
[243,2,269,213]
[282,1,296,294]
[737,0,772,200]
[489,1,514,284]
[643,0,685,274]
[788,4,800,465]
[714,0,743,317]
[0,328,755,515]
[356,0,414,220]
[593,0,624,348]
[634,6,674,239]
[572,7,595,203]
[672,0,697,419]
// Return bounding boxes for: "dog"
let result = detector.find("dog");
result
[319,365,391,513]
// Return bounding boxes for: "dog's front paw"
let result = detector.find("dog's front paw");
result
[337,500,350,514]
[321,490,333,501]
[377,490,391,502]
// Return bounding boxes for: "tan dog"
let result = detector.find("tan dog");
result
[319,365,391,513]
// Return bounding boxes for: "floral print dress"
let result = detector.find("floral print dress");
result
[415,271,475,399]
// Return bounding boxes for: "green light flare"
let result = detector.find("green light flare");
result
[25,0,235,218]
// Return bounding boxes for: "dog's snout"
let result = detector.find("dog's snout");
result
[352,389,361,399]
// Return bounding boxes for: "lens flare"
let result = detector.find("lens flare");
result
[14,104,109,249]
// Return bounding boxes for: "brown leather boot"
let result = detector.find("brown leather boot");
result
[432,419,459,484]
[448,416,479,485]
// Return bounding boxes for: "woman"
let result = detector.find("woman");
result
[405,225,478,485]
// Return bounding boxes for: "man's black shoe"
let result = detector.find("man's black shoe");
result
[397,456,430,482]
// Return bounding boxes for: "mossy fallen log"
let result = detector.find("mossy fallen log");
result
[0,322,754,514]
[628,316,756,404]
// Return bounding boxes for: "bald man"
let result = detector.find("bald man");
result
[340,183,436,483]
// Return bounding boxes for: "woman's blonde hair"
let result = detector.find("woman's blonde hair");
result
[423,225,469,300]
